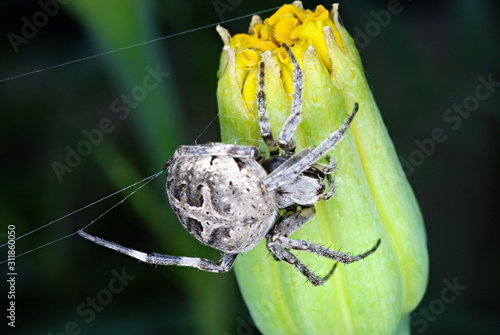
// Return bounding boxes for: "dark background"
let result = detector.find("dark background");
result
[1,0,499,334]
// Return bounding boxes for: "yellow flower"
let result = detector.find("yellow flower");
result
[216,2,428,334]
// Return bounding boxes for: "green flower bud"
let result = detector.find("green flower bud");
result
[216,2,428,334]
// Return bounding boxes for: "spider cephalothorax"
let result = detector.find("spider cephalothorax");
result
[79,44,380,286]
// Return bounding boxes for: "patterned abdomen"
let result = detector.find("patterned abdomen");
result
[166,154,276,253]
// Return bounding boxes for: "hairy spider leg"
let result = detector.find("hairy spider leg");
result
[266,206,381,286]
[257,61,279,156]
[264,103,359,192]
[265,207,335,286]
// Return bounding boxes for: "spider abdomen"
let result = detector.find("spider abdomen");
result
[166,151,277,253]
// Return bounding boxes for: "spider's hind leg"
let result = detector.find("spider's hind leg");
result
[78,230,238,273]
[266,206,336,286]
[266,238,337,286]
[277,237,381,266]
[266,205,381,285]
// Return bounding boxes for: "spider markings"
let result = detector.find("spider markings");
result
[167,147,276,253]
[78,44,381,286]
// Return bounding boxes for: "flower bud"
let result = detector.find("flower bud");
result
[216,3,428,334]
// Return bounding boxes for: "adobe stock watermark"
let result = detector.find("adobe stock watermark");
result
[223,284,287,335]
[353,0,412,49]
[48,267,136,335]
[399,74,499,176]
[213,0,244,20]
[6,225,16,328]
[7,0,71,54]
[51,64,169,182]
[411,277,468,333]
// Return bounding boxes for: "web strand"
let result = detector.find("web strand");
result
[0,170,164,264]
[0,5,282,84]
[0,171,163,249]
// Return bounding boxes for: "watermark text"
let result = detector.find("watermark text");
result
[6,225,16,328]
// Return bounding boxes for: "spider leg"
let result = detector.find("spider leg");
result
[264,103,358,191]
[321,173,336,201]
[270,206,316,238]
[277,43,303,155]
[78,230,237,273]
[266,239,336,286]
[265,206,336,286]
[266,206,380,285]
[313,156,337,201]
[258,61,279,156]
[312,156,336,175]
[276,237,381,265]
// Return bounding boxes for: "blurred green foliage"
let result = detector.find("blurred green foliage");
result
[0,1,499,334]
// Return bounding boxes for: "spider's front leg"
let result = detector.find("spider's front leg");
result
[263,103,358,192]
[257,59,279,156]
[257,44,304,157]
[78,230,238,273]
[266,207,336,286]
[276,44,303,155]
